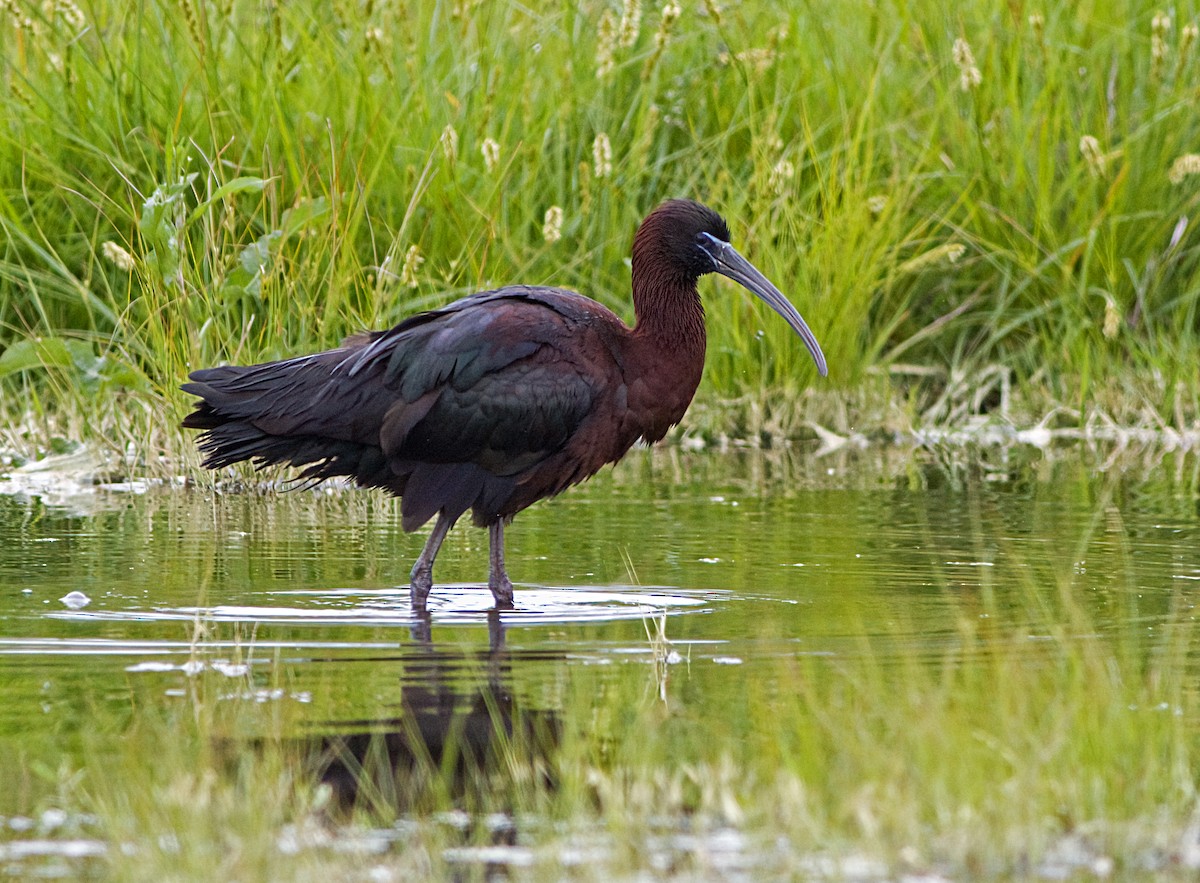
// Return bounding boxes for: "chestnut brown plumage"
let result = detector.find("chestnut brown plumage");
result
[182,199,826,610]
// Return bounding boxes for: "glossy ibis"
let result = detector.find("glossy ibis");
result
[182,199,826,610]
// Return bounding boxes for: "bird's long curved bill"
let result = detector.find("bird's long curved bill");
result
[701,234,828,377]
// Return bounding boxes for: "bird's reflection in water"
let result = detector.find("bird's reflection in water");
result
[305,611,561,846]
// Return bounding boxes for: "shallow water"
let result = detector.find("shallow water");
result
[1,443,1199,876]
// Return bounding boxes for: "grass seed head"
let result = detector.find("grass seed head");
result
[900,242,966,274]
[2,0,36,32]
[52,0,86,31]
[953,38,983,91]
[480,137,501,174]
[1181,22,1198,55]
[720,46,776,74]
[1103,299,1121,339]
[768,159,795,195]
[101,240,136,272]
[439,125,458,164]
[654,1,680,51]
[596,9,618,78]
[1080,135,1106,176]
[1152,12,1171,77]
[1168,153,1200,184]
[542,205,564,244]
[592,133,613,179]
[618,0,642,48]
[399,244,423,288]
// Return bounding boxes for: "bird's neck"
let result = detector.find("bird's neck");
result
[623,247,708,442]
[630,268,707,356]
[629,275,707,438]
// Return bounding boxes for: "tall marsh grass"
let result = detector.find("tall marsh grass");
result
[1,0,1199,461]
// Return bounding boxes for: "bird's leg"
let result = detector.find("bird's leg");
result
[487,519,515,609]
[410,511,454,611]
[486,609,506,653]
[410,609,433,645]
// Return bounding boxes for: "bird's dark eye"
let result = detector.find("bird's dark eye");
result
[695,231,726,269]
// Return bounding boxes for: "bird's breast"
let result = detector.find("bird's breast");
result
[622,343,705,445]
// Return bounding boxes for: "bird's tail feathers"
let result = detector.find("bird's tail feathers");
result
[190,419,396,491]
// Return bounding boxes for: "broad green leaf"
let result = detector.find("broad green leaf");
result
[280,197,330,237]
[0,338,75,378]
[139,173,198,287]
[188,176,272,226]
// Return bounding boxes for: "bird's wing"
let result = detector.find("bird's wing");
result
[373,288,611,475]
[184,287,616,473]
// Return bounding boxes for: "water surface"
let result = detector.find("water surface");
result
[1,443,1198,877]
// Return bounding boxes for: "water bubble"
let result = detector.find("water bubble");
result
[59,591,91,609]
[212,661,250,677]
[40,808,68,830]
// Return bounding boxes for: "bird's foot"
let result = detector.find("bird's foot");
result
[489,574,515,610]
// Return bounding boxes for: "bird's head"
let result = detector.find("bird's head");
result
[634,199,828,377]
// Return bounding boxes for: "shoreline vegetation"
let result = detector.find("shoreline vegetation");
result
[4,375,1200,486]
[2,1,1199,471]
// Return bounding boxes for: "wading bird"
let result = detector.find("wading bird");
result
[183,199,826,610]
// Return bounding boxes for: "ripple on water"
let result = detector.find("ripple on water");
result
[43,585,722,628]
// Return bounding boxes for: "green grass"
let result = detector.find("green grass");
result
[2,0,1200,462]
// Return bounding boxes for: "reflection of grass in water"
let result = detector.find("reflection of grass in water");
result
[78,659,557,880]
[572,483,1200,875]
[64,565,1197,880]
[641,607,683,705]
[567,562,1197,877]
[7,475,1200,879]
[0,454,1193,879]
